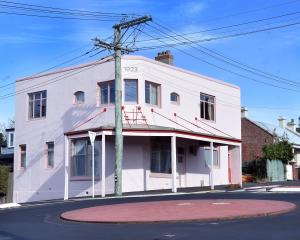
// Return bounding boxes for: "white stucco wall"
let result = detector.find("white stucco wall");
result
[14,55,241,203]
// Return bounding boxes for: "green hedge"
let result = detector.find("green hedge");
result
[0,165,9,196]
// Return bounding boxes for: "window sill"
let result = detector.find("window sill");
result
[145,103,161,109]
[70,177,100,181]
[170,101,180,106]
[149,172,174,178]
[27,117,46,122]
[98,103,115,108]
[199,117,216,124]
[73,103,85,106]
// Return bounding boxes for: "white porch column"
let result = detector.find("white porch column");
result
[64,136,70,200]
[171,135,177,193]
[210,141,214,190]
[101,133,106,197]
[239,145,242,188]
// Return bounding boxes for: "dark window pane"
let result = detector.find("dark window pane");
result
[34,99,41,118]
[75,91,84,104]
[101,82,108,104]
[171,92,179,102]
[145,82,150,104]
[47,142,54,168]
[35,92,41,100]
[41,99,46,117]
[200,102,205,118]
[110,81,115,103]
[150,84,158,105]
[29,100,34,119]
[125,79,137,102]
[200,93,215,121]
[150,138,171,174]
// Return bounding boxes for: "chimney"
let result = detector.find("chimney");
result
[241,107,248,118]
[278,116,286,128]
[155,50,173,65]
[287,119,296,132]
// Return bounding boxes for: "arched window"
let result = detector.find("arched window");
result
[170,92,180,104]
[74,91,85,104]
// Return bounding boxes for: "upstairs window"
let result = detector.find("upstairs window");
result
[46,142,54,168]
[200,93,215,121]
[170,92,180,104]
[74,91,85,104]
[99,80,115,105]
[7,132,14,148]
[28,90,47,119]
[124,79,138,103]
[145,81,160,106]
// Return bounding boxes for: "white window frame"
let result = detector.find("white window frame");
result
[7,132,14,148]
[98,80,115,105]
[145,81,161,107]
[73,91,85,105]
[46,142,54,169]
[170,92,180,105]
[70,138,100,180]
[28,90,47,119]
[150,138,171,174]
[19,145,26,169]
[204,147,220,168]
[200,93,215,121]
[124,79,138,103]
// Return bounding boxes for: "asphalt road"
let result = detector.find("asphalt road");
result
[1,191,300,240]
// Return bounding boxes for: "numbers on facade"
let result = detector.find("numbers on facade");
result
[124,66,138,72]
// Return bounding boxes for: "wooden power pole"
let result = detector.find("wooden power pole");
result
[94,16,152,196]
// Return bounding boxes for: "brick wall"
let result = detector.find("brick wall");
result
[241,118,274,163]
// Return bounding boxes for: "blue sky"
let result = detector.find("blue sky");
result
[0,0,300,126]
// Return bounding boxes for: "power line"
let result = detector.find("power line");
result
[137,20,300,50]
[138,23,300,93]
[0,10,127,21]
[0,0,139,17]
[0,46,97,89]
[137,11,300,43]
[195,0,300,24]
[151,21,300,88]
[0,51,112,100]
[0,1,141,21]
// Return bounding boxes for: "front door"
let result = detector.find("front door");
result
[177,147,186,188]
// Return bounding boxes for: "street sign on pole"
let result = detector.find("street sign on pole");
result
[88,131,97,198]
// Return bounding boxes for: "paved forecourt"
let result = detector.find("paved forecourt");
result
[61,199,296,223]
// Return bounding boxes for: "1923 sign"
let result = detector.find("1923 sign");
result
[124,66,138,72]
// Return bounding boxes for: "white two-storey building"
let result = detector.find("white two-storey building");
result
[14,51,242,203]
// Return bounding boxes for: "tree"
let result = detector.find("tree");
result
[262,140,294,164]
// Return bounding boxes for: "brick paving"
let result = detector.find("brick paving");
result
[61,199,296,223]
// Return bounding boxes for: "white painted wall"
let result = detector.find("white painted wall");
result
[14,55,241,202]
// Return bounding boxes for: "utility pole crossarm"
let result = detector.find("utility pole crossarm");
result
[113,16,152,29]
[93,38,134,53]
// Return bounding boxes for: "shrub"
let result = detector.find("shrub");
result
[0,165,9,196]
[263,140,294,164]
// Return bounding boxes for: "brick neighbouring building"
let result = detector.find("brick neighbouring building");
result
[241,117,273,163]
[241,108,300,180]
